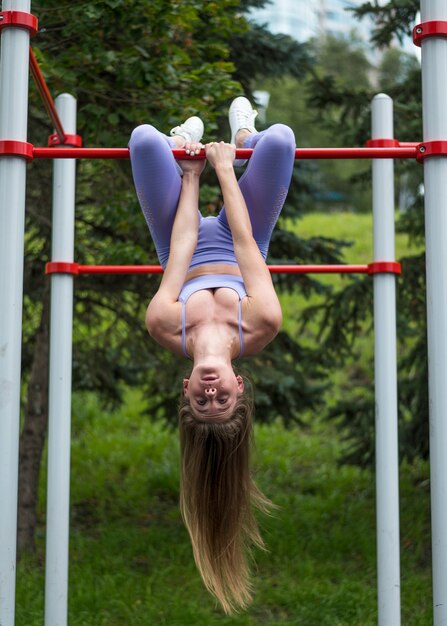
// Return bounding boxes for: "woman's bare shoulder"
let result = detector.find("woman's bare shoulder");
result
[241,297,282,355]
[242,294,282,331]
[145,298,183,354]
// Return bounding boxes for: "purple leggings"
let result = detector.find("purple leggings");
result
[129,123,296,270]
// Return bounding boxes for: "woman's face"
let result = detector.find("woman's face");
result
[183,363,244,420]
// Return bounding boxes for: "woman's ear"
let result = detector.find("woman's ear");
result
[183,378,189,397]
[236,375,244,394]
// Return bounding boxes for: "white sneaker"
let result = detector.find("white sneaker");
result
[229,97,258,166]
[170,116,204,143]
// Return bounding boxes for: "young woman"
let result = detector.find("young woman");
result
[129,97,296,613]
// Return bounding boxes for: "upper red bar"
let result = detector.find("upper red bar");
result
[34,146,418,160]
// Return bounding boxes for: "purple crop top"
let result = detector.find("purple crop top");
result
[178,274,247,359]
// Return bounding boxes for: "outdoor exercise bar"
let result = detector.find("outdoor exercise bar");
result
[1,0,447,625]
[31,145,418,160]
[38,91,403,626]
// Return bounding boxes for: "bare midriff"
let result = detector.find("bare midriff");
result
[185,263,242,283]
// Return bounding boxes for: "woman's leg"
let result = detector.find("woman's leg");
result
[129,124,182,268]
[218,124,296,259]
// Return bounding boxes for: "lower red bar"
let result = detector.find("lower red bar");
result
[268,264,368,274]
[46,262,400,276]
[78,264,164,274]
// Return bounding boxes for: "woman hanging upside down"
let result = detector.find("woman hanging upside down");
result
[129,97,296,614]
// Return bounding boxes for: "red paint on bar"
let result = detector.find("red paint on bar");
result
[33,146,419,160]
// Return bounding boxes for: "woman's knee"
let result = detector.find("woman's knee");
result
[264,124,296,151]
[129,124,164,152]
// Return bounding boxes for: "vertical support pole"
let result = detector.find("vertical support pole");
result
[371,93,401,626]
[44,94,77,626]
[419,2,447,623]
[0,2,31,626]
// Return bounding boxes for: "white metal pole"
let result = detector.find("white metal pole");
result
[44,94,77,626]
[419,2,447,623]
[371,93,401,626]
[0,2,31,625]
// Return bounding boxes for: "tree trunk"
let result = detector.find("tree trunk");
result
[17,284,50,554]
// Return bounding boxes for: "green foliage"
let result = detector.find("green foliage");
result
[297,2,430,465]
[230,24,311,93]
[256,35,379,214]
[23,0,319,422]
[355,1,419,47]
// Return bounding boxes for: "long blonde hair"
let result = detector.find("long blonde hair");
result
[178,387,273,614]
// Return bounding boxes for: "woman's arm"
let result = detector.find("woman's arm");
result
[154,144,205,302]
[206,142,282,329]
[154,172,199,305]
[157,171,200,297]
[146,171,201,340]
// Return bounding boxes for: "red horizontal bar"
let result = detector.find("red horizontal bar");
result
[33,146,418,160]
[46,262,400,276]
[269,264,368,274]
[79,264,164,275]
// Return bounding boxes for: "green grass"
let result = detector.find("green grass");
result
[17,388,432,626]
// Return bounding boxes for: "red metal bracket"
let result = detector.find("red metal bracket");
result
[0,11,38,35]
[46,262,80,275]
[366,139,400,148]
[48,133,83,148]
[0,140,34,161]
[416,141,447,162]
[413,21,447,47]
[367,262,401,276]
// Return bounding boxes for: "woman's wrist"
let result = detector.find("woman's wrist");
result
[183,170,201,180]
[182,171,202,185]
[215,163,236,177]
